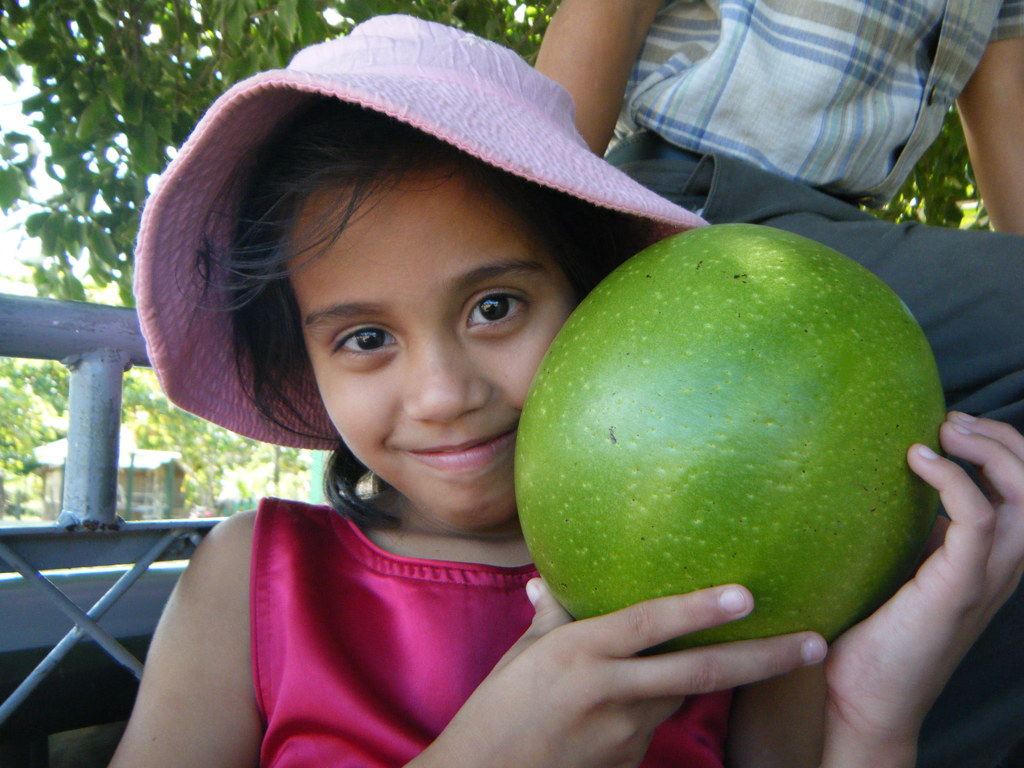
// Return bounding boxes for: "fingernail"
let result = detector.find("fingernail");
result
[526,579,542,606]
[949,413,975,433]
[915,444,940,460]
[719,587,750,615]
[802,636,827,664]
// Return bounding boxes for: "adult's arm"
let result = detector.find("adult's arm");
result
[108,511,262,768]
[536,0,663,155]
[956,36,1024,234]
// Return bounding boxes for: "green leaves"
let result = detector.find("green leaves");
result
[0,164,26,211]
[0,1,555,303]
[877,108,986,230]
[0,358,65,477]
[0,130,37,213]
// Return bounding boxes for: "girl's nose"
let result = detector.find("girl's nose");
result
[403,342,490,423]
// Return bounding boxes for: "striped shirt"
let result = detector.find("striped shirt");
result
[616,0,1024,205]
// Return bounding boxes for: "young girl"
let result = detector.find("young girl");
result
[112,15,1024,768]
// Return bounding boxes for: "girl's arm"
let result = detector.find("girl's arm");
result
[725,666,826,767]
[535,0,663,154]
[108,511,262,768]
[957,37,1024,234]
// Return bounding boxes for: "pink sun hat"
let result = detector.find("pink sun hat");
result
[134,14,706,449]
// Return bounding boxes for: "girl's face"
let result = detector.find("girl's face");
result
[289,170,577,540]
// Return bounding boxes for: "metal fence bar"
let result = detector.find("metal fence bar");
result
[0,530,182,727]
[0,292,195,737]
[0,293,148,365]
[0,519,216,572]
[1,293,149,529]
[0,540,144,678]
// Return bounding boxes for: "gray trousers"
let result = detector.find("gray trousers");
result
[608,133,1024,768]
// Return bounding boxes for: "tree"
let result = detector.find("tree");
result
[0,357,66,517]
[0,0,554,304]
[879,108,988,229]
[121,367,311,513]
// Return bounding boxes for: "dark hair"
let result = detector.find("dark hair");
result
[202,96,640,527]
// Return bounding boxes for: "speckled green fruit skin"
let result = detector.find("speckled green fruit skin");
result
[515,224,945,650]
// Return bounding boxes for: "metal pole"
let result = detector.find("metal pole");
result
[163,461,173,519]
[125,452,135,521]
[58,348,130,529]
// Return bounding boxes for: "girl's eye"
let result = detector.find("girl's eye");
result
[337,327,392,353]
[470,294,520,324]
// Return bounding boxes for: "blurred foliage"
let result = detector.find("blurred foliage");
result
[0,357,65,477]
[0,356,65,517]
[122,367,310,513]
[0,0,554,304]
[0,356,310,516]
[877,107,987,230]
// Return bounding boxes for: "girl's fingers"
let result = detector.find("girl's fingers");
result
[521,581,824,701]
[920,514,951,559]
[941,415,1024,509]
[563,585,824,700]
[944,418,1024,596]
[908,413,1024,605]
[620,632,827,700]
[907,441,995,573]
[948,412,1024,462]
[579,585,756,658]
[524,577,575,637]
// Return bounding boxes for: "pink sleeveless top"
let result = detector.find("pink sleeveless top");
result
[251,498,730,767]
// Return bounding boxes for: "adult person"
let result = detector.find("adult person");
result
[537,3,1024,766]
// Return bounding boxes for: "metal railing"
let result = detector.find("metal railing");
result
[0,293,216,735]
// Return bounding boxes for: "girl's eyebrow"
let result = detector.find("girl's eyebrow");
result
[304,301,384,329]
[303,259,551,329]
[448,258,550,294]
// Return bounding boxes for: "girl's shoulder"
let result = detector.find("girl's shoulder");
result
[168,507,256,628]
[195,507,258,571]
[194,498,327,572]
[108,511,262,766]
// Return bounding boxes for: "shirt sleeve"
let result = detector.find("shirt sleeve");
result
[994,0,1024,40]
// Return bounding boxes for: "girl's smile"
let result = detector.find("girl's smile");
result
[405,427,519,474]
[287,166,577,553]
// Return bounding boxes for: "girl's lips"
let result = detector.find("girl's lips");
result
[407,429,517,473]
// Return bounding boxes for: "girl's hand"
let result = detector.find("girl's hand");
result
[415,581,825,768]
[821,413,1024,767]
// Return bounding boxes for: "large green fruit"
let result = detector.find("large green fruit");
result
[516,223,945,649]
